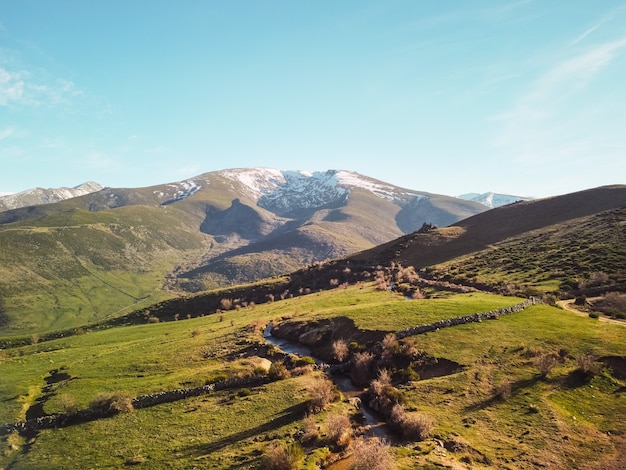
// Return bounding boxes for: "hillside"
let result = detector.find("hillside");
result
[1,282,625,469]
[351,185,626,294]
[0,168,485,335]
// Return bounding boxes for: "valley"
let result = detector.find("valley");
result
[0,176,625,469]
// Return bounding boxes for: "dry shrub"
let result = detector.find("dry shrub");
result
[325,412,352,447]
[494,380,512,400]
[219,298,233,310]
[332,339,349,363]
[191,328,201,337]
[381,334,398,359]
[402,412,434,441]
[389,403,434,441]
[268,362,290,380]
[90,392,134,414]
[535,352,559,378]
[307,377,336,413]
[148,316,160,323]
[58,393,78,413]
[261,441,303,470]
[290,365,314,377]
[351,351,375,386]
[576,353,602,377]
[300,414,319,445]
[349,437,395,470]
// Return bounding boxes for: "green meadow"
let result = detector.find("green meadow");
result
[1,284,625,469]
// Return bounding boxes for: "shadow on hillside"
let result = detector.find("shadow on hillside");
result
[464,376,541,412]
[179,402,306,458]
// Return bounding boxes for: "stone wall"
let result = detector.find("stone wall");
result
[396,297,541,339]
[0,375,271,436]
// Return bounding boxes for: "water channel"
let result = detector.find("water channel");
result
[263,324,394,441]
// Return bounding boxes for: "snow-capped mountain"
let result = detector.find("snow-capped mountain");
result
[0,181,104,212]
[216,169,426,216]
[458,192,533,208]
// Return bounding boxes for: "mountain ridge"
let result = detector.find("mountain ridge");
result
[0,168,486,334]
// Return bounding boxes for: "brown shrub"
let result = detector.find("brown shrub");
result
[219,298,233,310]
[300,415,319,445]
[325,413,352,447]
[494,380,512,400]
[307,377,336,413]
[147,316,160,323]
[349,437,395,470]
[90,392,134,414]
[576,353,602,377]
[535,352,559,378]
[269,362,290,380]
[351,351,375,386]
[332,339,349,363]
[261,441,303,470]
[389,404,433,441]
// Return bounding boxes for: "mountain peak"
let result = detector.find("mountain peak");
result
[458,191,533,208]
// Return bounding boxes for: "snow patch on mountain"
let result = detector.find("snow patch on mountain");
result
[218,168,428,215]
[0,182,104,212]
[459,192,533,208]
[157,180,202,205]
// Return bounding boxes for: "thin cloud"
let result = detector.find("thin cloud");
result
[0,127,14,140]
[493,36,626,145]
[0,66,81,108]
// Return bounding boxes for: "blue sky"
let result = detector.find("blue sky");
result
[1,1,625,198]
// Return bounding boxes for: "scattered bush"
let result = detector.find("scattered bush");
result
[325,412,352,447]
[351,351,375,386]
[494,381,512,400]
[268,362,290,380]
[261,441,303,470]
[576,353,602,378]
[89,392,134,414]
[300,414,319,445]
[389,404,434,441]
[148,316,160,323]
[349,437,395,470]
[589,312,600,319]
[58,393,78,413]
[332,339,349,363]
[307,377,336,413]
[219,298,233,310]
[535,352,559,378]
[191,328,201,337]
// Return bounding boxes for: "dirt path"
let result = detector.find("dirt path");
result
[556,297,626,326]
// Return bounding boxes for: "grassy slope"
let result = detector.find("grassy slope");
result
[430,207,626,292]
[1,284,625,469]
[0,205,209,335]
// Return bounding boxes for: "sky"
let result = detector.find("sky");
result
[1,1,625,198]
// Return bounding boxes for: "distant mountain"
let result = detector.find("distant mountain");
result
[0,168,486,334]
[458,192,533,208]
[0,181,104,212]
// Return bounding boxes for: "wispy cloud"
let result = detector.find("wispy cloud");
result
[0,66,81,108]
[493,36,626,147]
[571,4,626,45]
[0,127,14,140]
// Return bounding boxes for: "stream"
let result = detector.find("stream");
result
[263,324,394,441]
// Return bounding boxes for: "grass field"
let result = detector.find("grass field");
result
[1,284,625,469]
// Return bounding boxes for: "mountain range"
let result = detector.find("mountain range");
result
[0,168,486,334]
[0,182,104,212]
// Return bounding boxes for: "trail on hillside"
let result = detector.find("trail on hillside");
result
[556,298,625,326]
